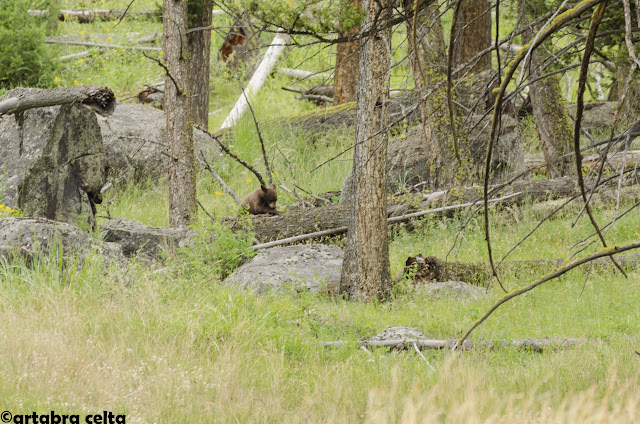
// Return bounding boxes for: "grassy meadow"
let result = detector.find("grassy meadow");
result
[0,1,638,422]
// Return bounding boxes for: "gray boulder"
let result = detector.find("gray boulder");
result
[346,114,524,199]
[0,89,108,230]
[565,101,618,133]
[224,244,344,293]
[97,103,222,181]
[418,281,488,300]
[0,217,123,266]
[100,217,194,260]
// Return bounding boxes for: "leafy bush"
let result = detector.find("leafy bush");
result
[175,218,256,280]
[0,0,59,88]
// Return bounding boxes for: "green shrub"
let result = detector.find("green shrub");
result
[175,218,257,280]
[0,0,59,88]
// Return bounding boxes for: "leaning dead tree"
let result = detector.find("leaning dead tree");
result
[0,86,115,116]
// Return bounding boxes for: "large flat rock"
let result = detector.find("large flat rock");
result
[224,244,344,293]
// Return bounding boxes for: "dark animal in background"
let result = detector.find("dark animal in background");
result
[240,184,279,215]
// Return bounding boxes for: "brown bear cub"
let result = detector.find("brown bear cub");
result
[240,184,279,215]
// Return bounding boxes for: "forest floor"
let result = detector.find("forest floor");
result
[0,1,638,423]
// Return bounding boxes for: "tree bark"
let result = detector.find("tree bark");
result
[451,0,492,74]
[334,0,361,105]
[187,0,214,129]
[523,27,574,178]
[340,0,393,302]
[163,0,197,227]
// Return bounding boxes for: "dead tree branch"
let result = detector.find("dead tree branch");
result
[0,86,115,116]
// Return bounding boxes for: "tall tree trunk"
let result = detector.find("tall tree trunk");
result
[163,0,197,227]
[340,0,392,302]
[451,0,492,74]
[614,53,640,127]
[187,0,213,129]
[334,0,361,105]
[405,2,467,189]
[523,28,574,178]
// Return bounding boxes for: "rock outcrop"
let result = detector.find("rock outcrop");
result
[97,103,222,181]
[0,88,108,230]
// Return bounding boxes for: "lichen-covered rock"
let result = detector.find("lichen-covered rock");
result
[0,217,123,266]
[100,217,194,260]
[97,103,222,181]
[224,244,344,293]
[0,89,107,230]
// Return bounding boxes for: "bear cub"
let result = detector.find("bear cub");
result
[240,184,279,215]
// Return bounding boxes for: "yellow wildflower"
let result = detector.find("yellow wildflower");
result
[215,191,223,196]
[106,36,113,42]
[77,58,85,64]
[73,80,80,86]
[54,76,61,83]
[246,177,252,184]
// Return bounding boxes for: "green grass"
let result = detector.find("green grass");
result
[0,224,638,422]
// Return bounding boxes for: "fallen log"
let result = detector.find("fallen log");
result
[530,184,640,219]
[401,250,640,286]
[323,337,589,352]
[283,93,420,132]
[0,85,116,117]
[240,176,636,243]
[45,39,161,52]
[250,193,521,249]
[525,150,640,174]
[29,9,224,22]
[29,9,156,22]
[277,67,332,81]
[59,50,91,62]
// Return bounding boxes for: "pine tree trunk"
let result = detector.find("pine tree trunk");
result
[452,0,492,74]
[187,0,213,129]
[340,0,392,302]
[615,53,640,127]
[163,0,197,227]
[523,28,574,178]
[334,0,361,105]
